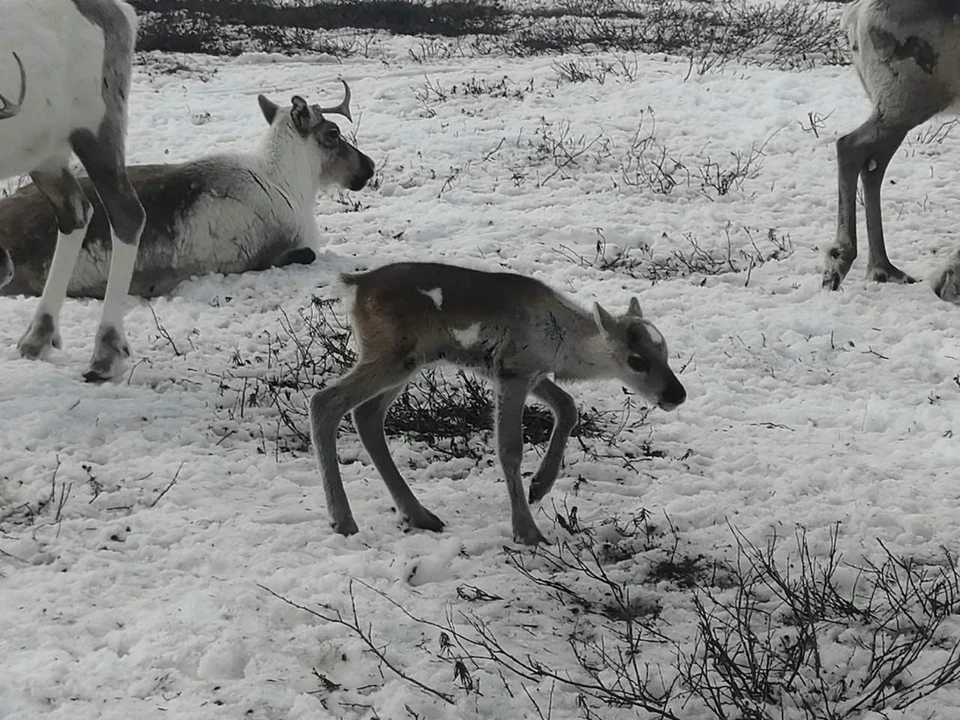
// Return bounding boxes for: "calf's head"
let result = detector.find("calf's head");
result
[593,298,687,411]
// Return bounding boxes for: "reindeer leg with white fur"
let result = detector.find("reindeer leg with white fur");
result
[70,127,145,382]
[18,165,92,359]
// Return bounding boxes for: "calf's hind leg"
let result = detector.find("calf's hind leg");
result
[353,387,445,532]
[310,361,413,536]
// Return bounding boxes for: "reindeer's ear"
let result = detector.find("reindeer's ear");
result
[290,95,312,136]
[593,302,619,339]
[627,297,643,317]
[258,95,279,125]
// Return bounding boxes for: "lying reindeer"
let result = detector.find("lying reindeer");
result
[0,82,374,299]
[310,262,687,545]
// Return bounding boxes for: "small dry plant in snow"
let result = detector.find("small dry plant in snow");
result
[262,518,960,719]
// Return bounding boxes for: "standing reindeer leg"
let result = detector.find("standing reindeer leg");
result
[825,115,917,288]
[823,0,959,293]
[528,378,579,505]
[495,376,546,545]
[310,361,413,536]
[18,165,92,359]
[70,127,145,381]
[352,386,445,531]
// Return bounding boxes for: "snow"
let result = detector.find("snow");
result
[3,31,960,720]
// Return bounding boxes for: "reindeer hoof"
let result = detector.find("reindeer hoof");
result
[867,266,915,284]
[822,247,854,291]
[405,507,445,533]
[932,256,960,304]
[84,326,130,382]
[528,476,554,505]
[18,312,61,360]
[513,524,549,546]
[332,518,360,536]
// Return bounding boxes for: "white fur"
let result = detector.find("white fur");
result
[0,0,142,381]
[0,1,111,177]
[451,323,481,347]
[418,287,443,309]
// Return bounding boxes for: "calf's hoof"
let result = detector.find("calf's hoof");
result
[822,247,854,291]
[405,507,445,533]
[513,524,549,546]
[866,265,915,284]
[931,253,960,304]
[332,518,360,536]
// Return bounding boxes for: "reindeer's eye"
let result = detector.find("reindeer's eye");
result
[320,127,341,146]
[627,355,649,373]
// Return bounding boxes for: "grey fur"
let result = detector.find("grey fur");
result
[310,262,686,545]
[823,0,960,294]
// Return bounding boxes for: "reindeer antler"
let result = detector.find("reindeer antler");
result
[314,79,352,122]
[0,52,26,120]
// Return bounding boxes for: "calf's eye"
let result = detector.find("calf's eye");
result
[627,355,649,373]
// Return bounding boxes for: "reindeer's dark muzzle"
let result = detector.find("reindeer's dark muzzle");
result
[350,152,375,191]
[658,376,686,411]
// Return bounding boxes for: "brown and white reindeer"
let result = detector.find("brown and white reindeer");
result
[0,83,375,300]
[822,0,960,300]
[310,262,687,545]
[0,0,144,381]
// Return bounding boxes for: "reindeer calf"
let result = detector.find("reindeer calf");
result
[311,262,686,545]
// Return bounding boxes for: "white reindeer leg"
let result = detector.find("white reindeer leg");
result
[495,377,546,545]
[18,167,91,360]
[71,127,145,382]
[528,378,579,505]
[353,387,444,531]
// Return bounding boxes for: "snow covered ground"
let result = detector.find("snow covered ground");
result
[2,26,960,720]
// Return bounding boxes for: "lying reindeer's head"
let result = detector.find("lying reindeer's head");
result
[257,81,375,192]
[593,298,687,411]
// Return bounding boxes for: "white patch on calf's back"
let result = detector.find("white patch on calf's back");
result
[418,287,443,309]
[451,323,481,347]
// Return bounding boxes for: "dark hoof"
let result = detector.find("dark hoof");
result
[86,326,130,382]
[332,519,360,536]
[868,266,915,284]
[514,524,549,546]
[406,508,445,533]
[822,270,843,291]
